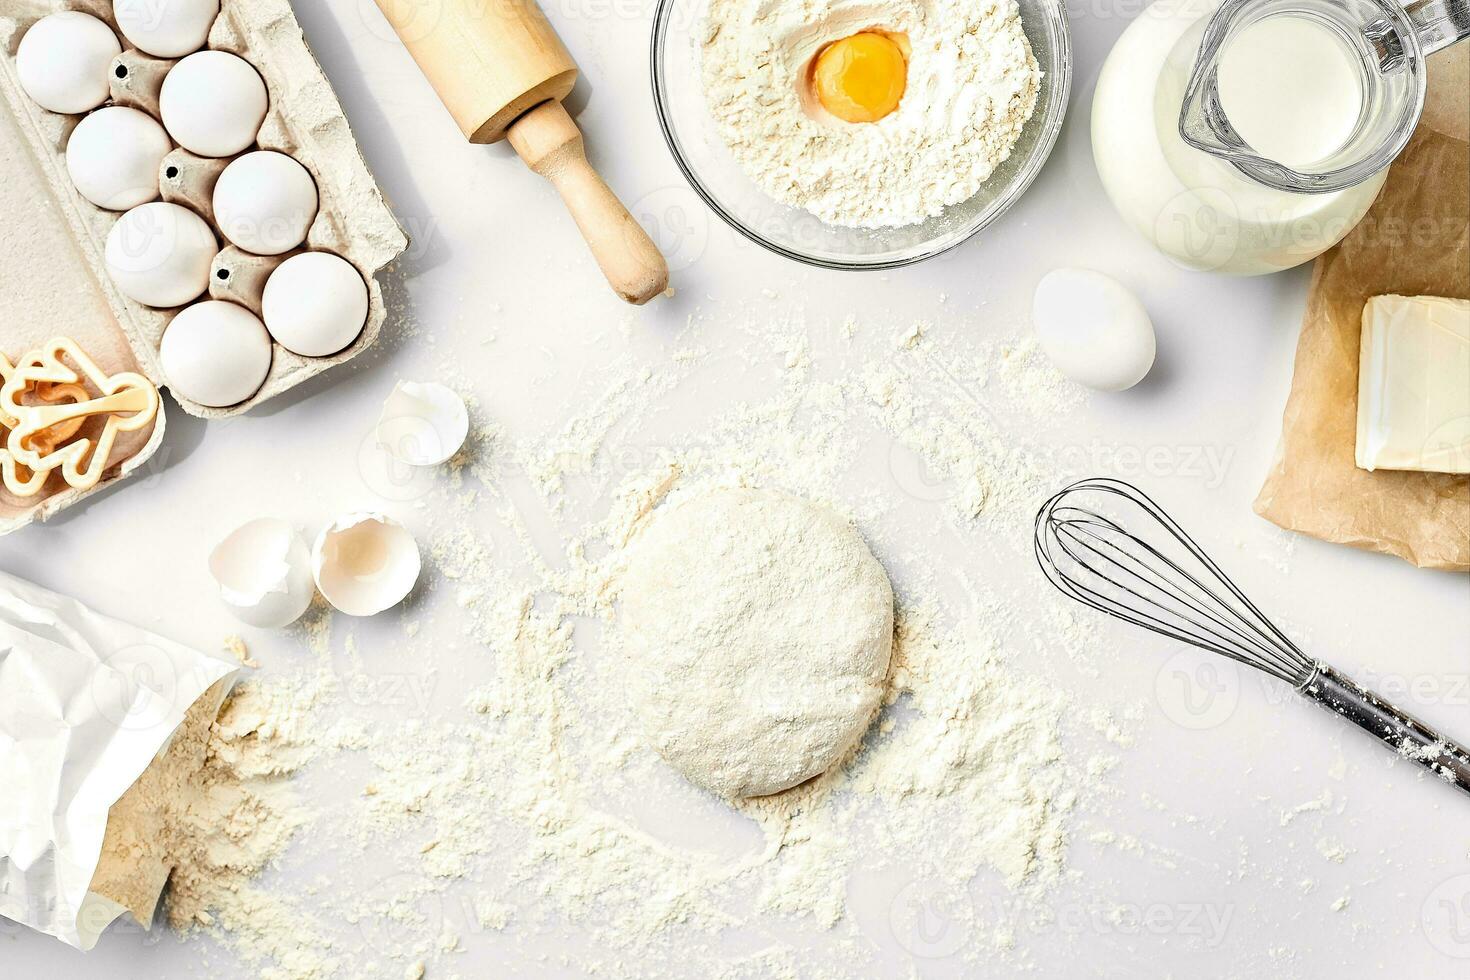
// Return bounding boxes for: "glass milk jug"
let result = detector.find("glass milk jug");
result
[1091,0,1470,275]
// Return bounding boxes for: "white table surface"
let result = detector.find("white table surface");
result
[4,1,1468,977]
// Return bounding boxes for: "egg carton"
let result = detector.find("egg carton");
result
[0,0,409,535]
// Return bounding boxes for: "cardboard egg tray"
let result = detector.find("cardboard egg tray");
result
[0,0,408,534]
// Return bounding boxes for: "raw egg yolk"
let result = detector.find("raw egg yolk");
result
[812,32,907,124]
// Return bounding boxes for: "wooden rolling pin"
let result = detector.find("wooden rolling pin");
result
[374,0,669,305]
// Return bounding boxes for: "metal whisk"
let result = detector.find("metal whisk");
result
[1035,477,1469,798]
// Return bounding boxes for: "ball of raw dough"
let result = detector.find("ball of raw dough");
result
[160,300,273,407]
[213,151,319,256]
[66,106,172,210]
[16,11,121,114]
[159,50,268,157]
[262,252,368,356]
[104,202,218,308]
[618,488,894,798]
[115,0,220,58]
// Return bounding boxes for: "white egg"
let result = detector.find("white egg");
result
[312,513,421,617]
[213,151,319,256]
[260,252,367,356]
[66,106,172,210]
[159,50,267,157]
[159,300,273,406]
[105,201,218,308]
[1033,268,1157,392]
[209,518,315,629]
[115,0,220,58]
[15,11,121,114]
[376,381,469,467]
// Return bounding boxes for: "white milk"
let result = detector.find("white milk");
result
[1091,0,1385,275]
[1217,16,1365,168]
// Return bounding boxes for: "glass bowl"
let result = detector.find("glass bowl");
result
[649,0,1072,270]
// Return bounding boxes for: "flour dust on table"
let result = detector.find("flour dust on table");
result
[151,308,1145,978]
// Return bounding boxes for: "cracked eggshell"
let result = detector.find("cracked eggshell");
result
[209,518,315,628]
[376,381,469,467]
[312,513,420,617]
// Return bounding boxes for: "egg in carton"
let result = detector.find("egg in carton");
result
[0,0,408,533]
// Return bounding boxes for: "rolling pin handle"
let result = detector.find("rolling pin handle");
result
[507,101,670,306]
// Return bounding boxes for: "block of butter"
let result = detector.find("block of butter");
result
[1355,294,1470,474]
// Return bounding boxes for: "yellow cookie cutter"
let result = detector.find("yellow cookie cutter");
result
[1,338,160,497]
[0,352,48,497]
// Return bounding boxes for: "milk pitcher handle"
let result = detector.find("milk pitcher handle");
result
[1403,0,1470,54]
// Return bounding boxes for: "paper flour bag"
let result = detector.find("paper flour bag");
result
[0,569,238,949]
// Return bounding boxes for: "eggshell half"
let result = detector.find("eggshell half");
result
[376,381,469,467]
[209,518,315,628]
[312,513,421,617]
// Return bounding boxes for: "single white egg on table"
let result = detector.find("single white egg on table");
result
[209,517,315,629]
[213,151,319,255]
[312,513,421,617]
[66,106,173,211]
[116,0,220,58]
[1032,268,1157,392]
[159,300,273,407]
[15,11,121,114]
[159,50,268,157]
[261,252,367,356]
[105,201,218,308]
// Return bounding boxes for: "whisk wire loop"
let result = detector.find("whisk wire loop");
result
[1034,477,1470,799]
[1035,479,1314,684]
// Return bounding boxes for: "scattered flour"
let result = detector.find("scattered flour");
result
[147,311,1140,977]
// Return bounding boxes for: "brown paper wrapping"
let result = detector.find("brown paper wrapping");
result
[1255,48,1470,572]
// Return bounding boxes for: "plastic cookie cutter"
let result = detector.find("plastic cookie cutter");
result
[0,352,47,496]
[1,338,159,497]
[0,352,86,496]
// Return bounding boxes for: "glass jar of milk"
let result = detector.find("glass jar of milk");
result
[1091,0,1467,275]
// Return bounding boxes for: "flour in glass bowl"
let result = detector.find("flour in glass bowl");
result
[700,0,1042,227]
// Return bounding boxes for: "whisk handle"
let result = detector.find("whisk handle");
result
[1301,664,1470,797]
